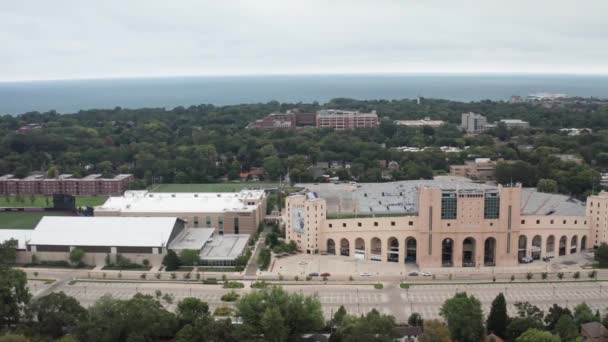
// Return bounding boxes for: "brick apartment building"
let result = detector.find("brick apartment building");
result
[0,174,133,196]
[316,109,378,130]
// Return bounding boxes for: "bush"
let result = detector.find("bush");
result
[214,307,234,316]
[526,272,533,280]
[400,283,410,289]
[69,248,86,265]
[589,270,597,279]
[258,248,271,271]
[162,250,181,271]
[170,273,177,280]
[223,281,245,289]
[294,276,299,281]
[557,272,564,280]
[203,278,218,285]
[542,272,548,280]
[142,259,150,267]
[349,275,354,281]
[306,276,312,281]
[573,271,580,279]
[510,275,515,282]
[221,291,240,302]
[251,281,269,289]
[374,283,384,290]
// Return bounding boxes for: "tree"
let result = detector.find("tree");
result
[487,292,508,338]
[236,286,324,339]
[77,294,178,341]
[408,312,424,328]
[537,179,558,193]
[333,309,397,342]
[595,242,608,267]
[333,305,347,325]
[175,297,209,326]
[514,301,544,322]
[573,302,597,326]
[421,319,452,342]
[262,307,288,342]
[29,292,87,338]
[555,314,578,342]
[506,317,544,342]
[0,239,18,266]
[178,249,200,266]
[162,250,181,271]
[545,304,572,330]
[515,328,560,342]
[69,248,85,266]
[0,267,31,330]
[439,292,484,342]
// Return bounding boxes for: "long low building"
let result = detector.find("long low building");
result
[1,217,250,267]
[286,179,594,268]
[95,189,267,235]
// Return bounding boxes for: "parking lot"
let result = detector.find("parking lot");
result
[35,278,608,323]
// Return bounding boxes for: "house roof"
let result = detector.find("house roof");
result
[581,321,608,338]
[28,216,180,248]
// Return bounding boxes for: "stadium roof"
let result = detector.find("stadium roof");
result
[96,190,265,214]
[298,178,586,216]
[0,229,32,249]
[28,216,180,247]
[520,189,586,216]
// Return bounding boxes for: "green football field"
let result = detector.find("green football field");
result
[0,196,107,208]
[150,182,284,193]
[0,211,72,229]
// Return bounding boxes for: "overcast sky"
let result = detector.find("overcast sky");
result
[2,0,608,81]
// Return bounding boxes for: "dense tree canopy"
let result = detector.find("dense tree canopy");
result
[1,98,607,198]
[439,292,484,342]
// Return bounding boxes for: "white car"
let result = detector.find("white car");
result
[421,272,432,276]
[298,261,308,265]
[360,272,372,277]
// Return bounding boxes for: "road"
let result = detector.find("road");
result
[29,278,608,323]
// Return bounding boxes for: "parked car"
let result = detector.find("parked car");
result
[360,272,372,277]
[520,256,534,263]
[421,272,432,276]
[320,272,331,277]
[408,271,420,276]
[308,272,319,277]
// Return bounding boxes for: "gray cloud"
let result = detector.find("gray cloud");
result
[1,0,608,81]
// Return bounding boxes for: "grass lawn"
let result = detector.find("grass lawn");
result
[0,211,71,229]
[0,196,107,208]
[150,182,284,193]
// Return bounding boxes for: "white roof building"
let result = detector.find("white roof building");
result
[96,190,266,214]
[0,229,33,249]
[28,216,181,247]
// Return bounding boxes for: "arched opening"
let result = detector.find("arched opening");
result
[327,239,335,255]
[484,237,496,266]
[354,238,365,259]
[581,236,587,251]
[518,235,527,262]
[462,237,476,267]
[559,236,567,256]
[546,235,555,256]
[531,235,542,260]
[405,237,417,263]
[570,235,578,254]
[370,237,382,261]
[387,237,399,262]
[340,238,350,256]
[442,238,453,267]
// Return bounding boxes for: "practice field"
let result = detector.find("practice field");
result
[0,196,107,208]
[0,211,72,229]
[150,182,284,193]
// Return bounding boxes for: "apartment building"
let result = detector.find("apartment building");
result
[316,109,379,130]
